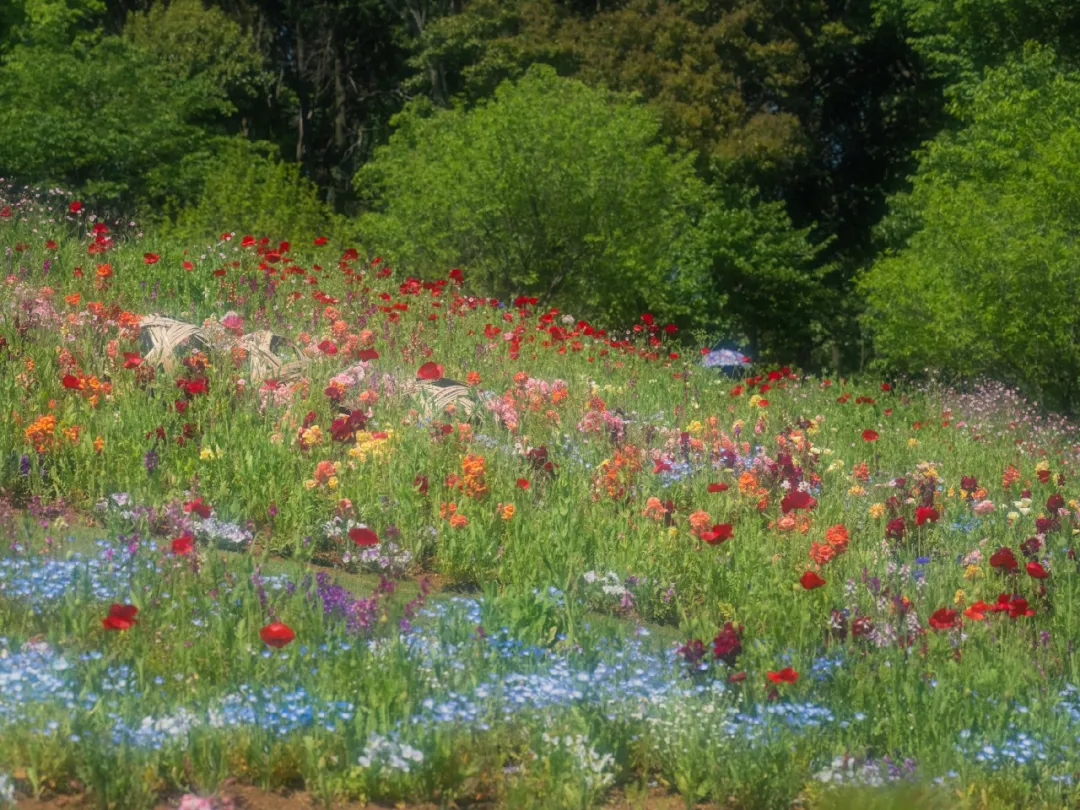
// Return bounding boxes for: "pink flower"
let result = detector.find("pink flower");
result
[973,500,996,516]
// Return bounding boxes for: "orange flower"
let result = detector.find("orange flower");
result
[852,462,870,481]
[643,497,667,521]
[461,453,488,499]
[824,524,850,553]
[449,513,469,529]
[500,503,515,521]
[1002,464,1021,488]
[466,371,482,386]
[738,471,759,496]
[688,509,712,532]
[62,425,81,444]
[93,436,105,453]
[24,414,57,452]
[810,541,836,565]
[95,263,113,279]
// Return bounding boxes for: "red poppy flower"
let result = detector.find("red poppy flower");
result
[62,374,83,390]
[862,429,879,442]
[1008,596,1035,618]
[653,460,672,474]
[800,571,826,590]
[260,622,295,648]
[417,362,443,380]
[171,533,194,556]
[707,482,729,493]
[144,253,160,265]
[414,474,429,495]
[357,349,379,361]
[915,507,940,526]
[122,352,143,369]
[766,667,799,684]
[1026,561,1049,579]
[317,339,338,355]
[881,383,892,392]
[885,517,906,540]
[516,478,530,490]
[183,497,212,519]
[701,523,733,545]
[103,603,138,630]
[69,200,82,213]
[348,527,379,547]
[929,608,958,630]
[314,236,328,246]
[989,547,1019,572]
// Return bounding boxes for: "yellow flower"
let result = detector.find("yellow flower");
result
[685,420,703,436]
[667,526,678,537]
[907,438,919,448]
[826,460,844,473]
[301,425,324,447]
[200,447,215,460]
[327,476,339,489]
[749,394,762,407]
[304,479,317,490]
[848,485,866,497]
[868,503,885,519]
[964,565,982,580]
[954,589,966,605]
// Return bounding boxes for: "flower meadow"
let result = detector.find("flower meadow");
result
[5,186,1080,809]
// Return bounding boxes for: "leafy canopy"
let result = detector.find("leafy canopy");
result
[863,47,1080,410]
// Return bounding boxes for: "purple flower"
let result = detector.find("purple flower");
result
[144,449,159,474]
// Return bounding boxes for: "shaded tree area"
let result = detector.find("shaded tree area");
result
[4,0,1080,382]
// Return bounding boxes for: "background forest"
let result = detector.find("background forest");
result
[4,0,1080,408]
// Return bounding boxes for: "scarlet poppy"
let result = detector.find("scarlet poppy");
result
[653,460,672,474]
[103,603,138,630]
[929,608,958,630]
[881,383,892,392]
[964,601,989,621]
[317,340,338,355]
[144,253,160,265]
[862,429,879,442]
[69,200,82,213]
[183,497,212,519]
[1008,596,1035,618]
[62,374,83,390]
[516,478,530,490]
[800,571,826,590]
[122,352,143,369]
[766,667,799,684]
[356,349,379,361]
[314,236,328,246]
[707,483,729,493]
[915,506,940,526]
[1026,561,1049,579]
[171,533,194,556]
[260,622,295,648]
[701,523,733,545]
[417,362,443,380]
[348,527,379,547]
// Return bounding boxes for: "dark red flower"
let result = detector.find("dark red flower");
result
[989,547,1019,572]
[1046,493,1065,512]
[701,523,733,545]
[707,482,729,493]
[781,490,815,514]
[183,497,212,519]
[711,622,743,665]
[881,383,892,392]
[677,638,706,664]
[103,603,138,631]
[317,339,338,355]
[961,476,978,492]
[171,533,194,555]
[800,571,826,590]
[516,478,530,490]
[1026,561,1049,579]
[348,526,379,547]
[122,352,143,369]
[915,506,940,526]
[260,622,295,648]
[766,667,799,684]
[862,429,879,442]
[357,349,379,361]
[885,517,906,541]
[929,608,958,630]
[1008,596,1035,619]
[413,474,429,495]
[417,362,443,380]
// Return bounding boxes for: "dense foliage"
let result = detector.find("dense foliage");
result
[3,0,1080,398]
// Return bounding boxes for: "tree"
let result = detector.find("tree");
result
[862,48,1080,410]
[357,65,820,341]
